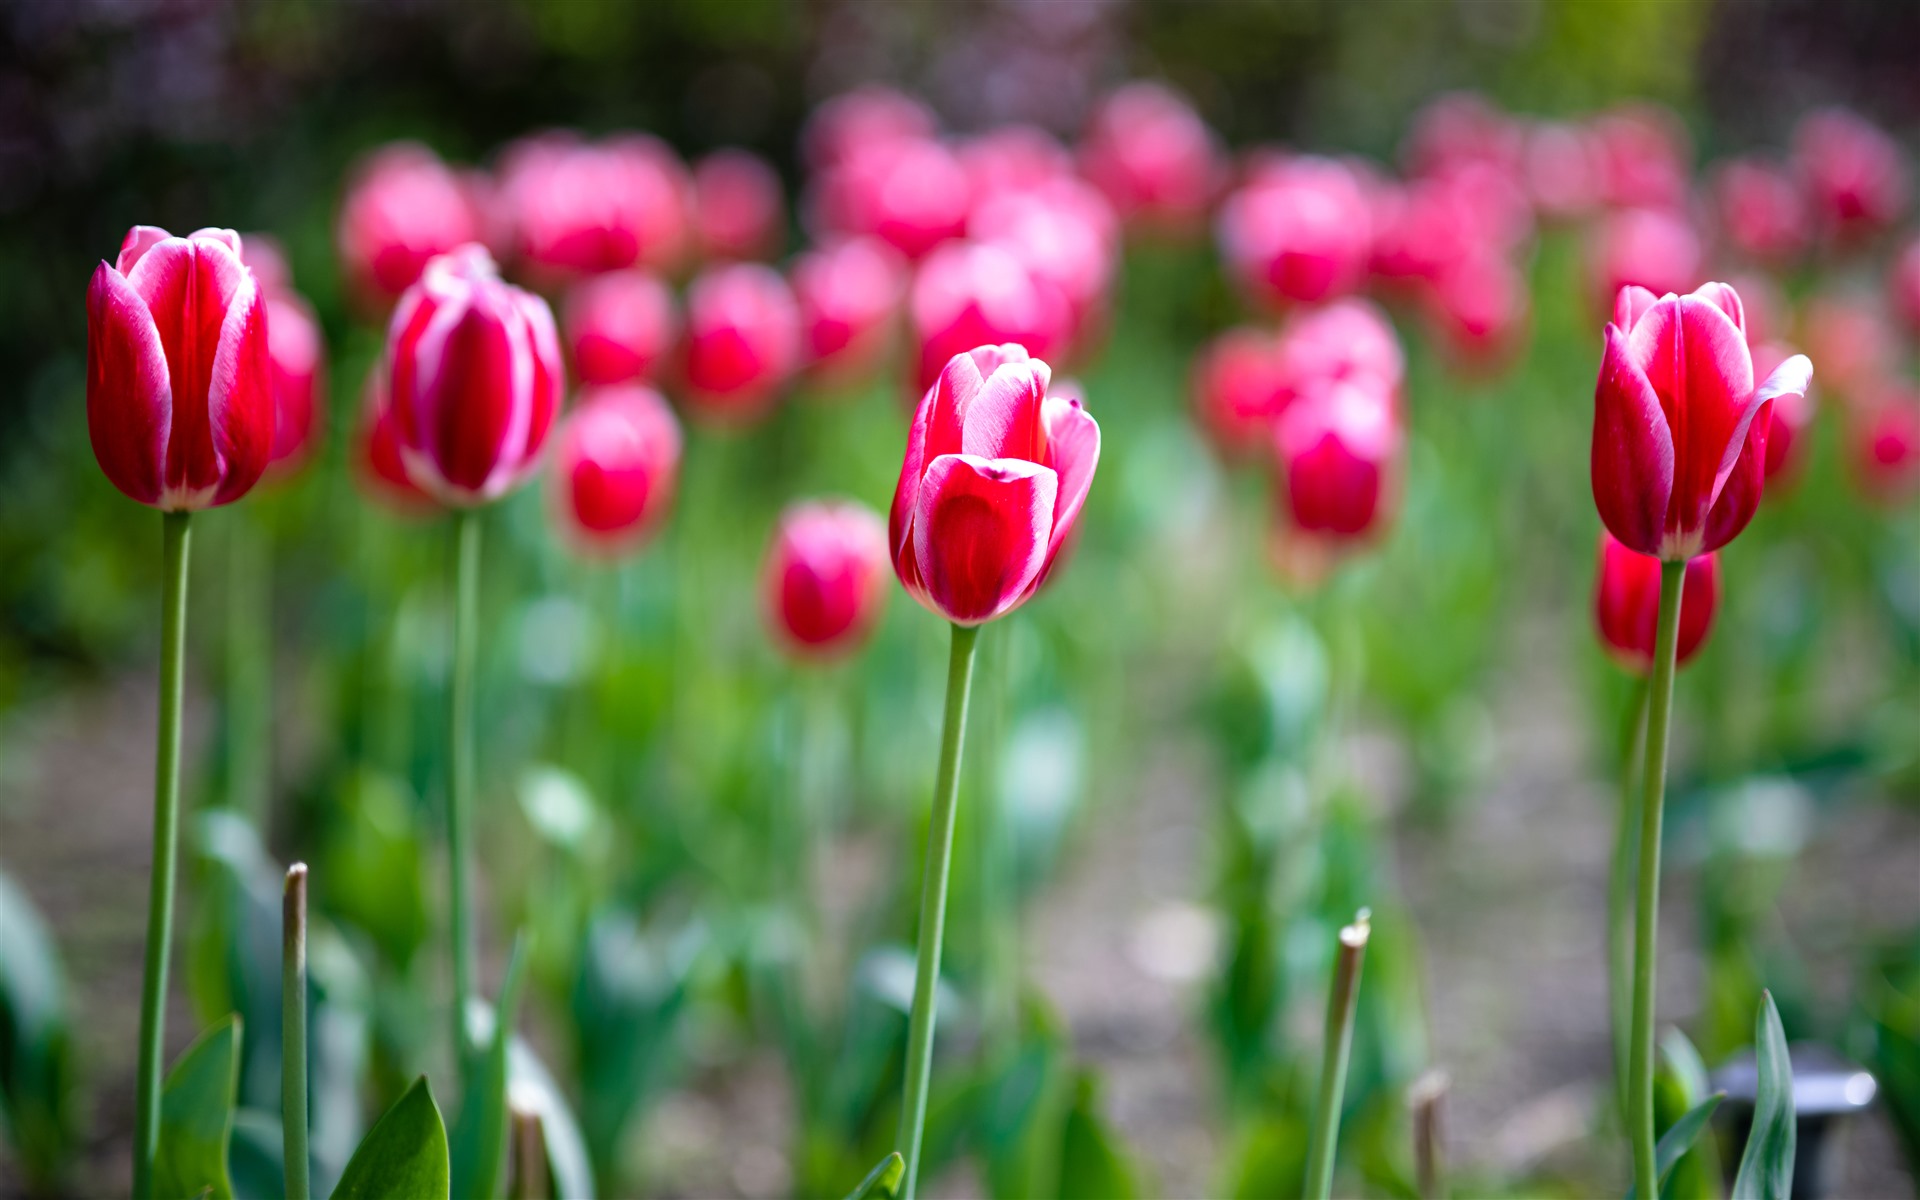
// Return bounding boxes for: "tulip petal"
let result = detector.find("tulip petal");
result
[1632,294,1755,552]
[1755,353,1813,409]
[206,277,273,506]
[1613,284,1659,332]
[1591,323,1674,555]
[1037,392,1100,566]
[426,299,518,496]
[1693,281,1746,336]
[924,345,985,462]
[912,453,1057,625]
[117,226,172,275]
[1697,399,1770,555]
[890,394,933,574]
[86,262,170,506]
[960,358,1050,462]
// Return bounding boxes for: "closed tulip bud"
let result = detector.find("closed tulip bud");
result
[691,149,785,262]
[1594,533,1720,674]
[1793,108,1909,239]
[911,241,1068,391]
[792,236,907,385]
[1218,157,1373,309]
[563,269,678,387]
[890,345,1100,625]
[1191,327,1286,459]
[1889,236,1920,338]
[803,87,939,173]
[763,499,890,658]
[1850,384,1920,505]
[1713,159,1809,264]
[680,262,802,424]
[1590,105,1692,212]
[1274,379,1401,544]
[551,384,681,555]
[1592,283,1811,560]
[337,142,485,307]
[1589,207,1703,313]
[495,132,689,279]
[353,365,434,513]
[87,225,273,510]
[385,245,563,505]
[1078,82,1223,238]
[1752,342,1816,488]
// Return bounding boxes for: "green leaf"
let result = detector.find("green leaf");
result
[154,1015,242,1200]
[1660,1028,1712,1107]
[452,939,529,1200]
[330,1077,449,1200]
[842,1151,904,1200]
[1059,1071,1143,1200]
[0,869,79,1191]
[1627,1093,1724,1200]
[1731,991,1796,1200]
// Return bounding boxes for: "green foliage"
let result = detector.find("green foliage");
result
[155,1016,243,1200]
[1731,993,1795,1200]
[0,870,79,1191]
[330,1077,449,1200]
[842,1151,904,1200]
[451,941,529,1200]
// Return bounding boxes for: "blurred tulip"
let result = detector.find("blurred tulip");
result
[494,132,689,279]
[353,365,433,513]
[1191,326,1286,459]
[563,270,678,387]
[890,344,1099,625]
[1751,341,1816,488]
[680,262,801,423]
[970,178,1118,361]
[337,142,486,307]
[1403,92,1524,181]
[1713,158,1808,264]
[1274,378,1400,543]
[1594,533,1720,674]
[1889,236,1920,338]
[1803,293,1896,401]
[1590,105,1691,211]
[1793,108,1909,239]
[385,245,562,505]
[960,125,1073,207]
[910,241,1067,390]
[1589,207,1703,312]
[1422,250,1529,370]
[551,384,681,556]
[1219,157,1374,309]
[1276,298,1405,401]
[803,86,939,172]
[1525,120,1601,220]
[1849,384,1920,504]
[1591,282,1811,560]
[1079,82,1223,237]
[792,236,907,385]
[763,498,890,657]
[811,135,970,261]
[691,149,785,261]
[87,225,273,510]
[240,235,326,477]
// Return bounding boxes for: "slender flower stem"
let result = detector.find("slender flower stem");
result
[1305,909,1371,1200]
[133,510,192,1200]
[1628,562,1686,1200]
[1608,676,1650,1121]
[448,508,482,1067]
[282,864,311,1200]
[897,622,981,1200]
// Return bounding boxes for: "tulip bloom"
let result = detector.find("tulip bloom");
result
[1218,157,1373,309]
[803,86,938,172]
[1713,158,1808,264]
[353,367,434,513]
[1592,283,1811,561]
[1423,251,1529,370]
[1276,298,1405,402]
[551,384,681,555]
[910,241,1067,390]
[385,245,563,505]
[1402,92,1524,179]
[494,132,690,278]
[691,149,785,262]
[889,344,1099,625]
[1524,120,1602,220]
[1589,208,1703,313]
[1594,533,1720,674]
[811,135,971,261]
[1590,105,1692,212]
[563,269,678,387]
[1078,82,1223,237]
[87,226,274,511]
[337,142,486,307]
[1191,327,1286,459]
[969,179,1119,361]
[792,236,907,385]
[680,262,802,423]
[763,499,890,657]
[1794,108,1909,239]
[959,125,1073,207]
[1274,379,1400,543]
[1851,385,1920,505]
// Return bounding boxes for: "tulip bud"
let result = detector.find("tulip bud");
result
[87,225,274,510]
[494,132,690,279]
[1594,532,1720,674]
[563,270,678,387]
[763,499,890,658]
[890,345,1100,625]
[385,245,563,506]
[1589,207,1703,313]
[1078,82,1223,238]
[691,149,785,262]
[1591,283,1811,560]
[1191,327,1286,459]
[1217,157,1374,309]
[550,384,681,556]
[680,262,802,424]
[792,237,907,386]
[1849,384,1920,505]
[337,142,485,307]
[1713,158,1809,264]
[353,365,434,513]
[1793,108,1909,240]
[1274,379,1401,545]
[910,241,1068,391]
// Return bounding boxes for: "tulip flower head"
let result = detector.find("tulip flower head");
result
[1423,250,1529,371]
[803,86,939,173]
[385,244,563,506]
[691,149,785,262]
[1591,282,1812,561]
[911,241,1068,390]
[337,142,486,307]
[1713,158,1809,265]
[1594,532,1720,674]
[1590,105,1692,212]
[890,345,1100,625]
[969,179,1119,363]
[680,262,802,424]
[1276,298,1405,403]
[494,132,690,279]
[1850,384,1920,505]
[87,225,274,511]
[1794,108,1909,240]
[1191,326,1287,459]
[763,499,891,658]
[1078,82,1223,237]
[1590,207,1703,313]
[1803,293,1895,401]
[792,236,907,385]
[563,269,678,387]
[551,384,681,556]
[353,365,435,514]
[1524,120,1602,220]
[1274,378,1401,545]
[1217,157,1374,310]
[959,125,1073,207]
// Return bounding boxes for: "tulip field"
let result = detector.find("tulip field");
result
[2,5,1919,1199]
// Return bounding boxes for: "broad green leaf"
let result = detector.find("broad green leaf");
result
[1731,992,1796,1200]
[1627,1093,1724,1200]
[842,1151,904,1200]
[452,939,529,1200]
[0,869,79,1191]
[331,1076,449,1200]
[155,1015,242,1200]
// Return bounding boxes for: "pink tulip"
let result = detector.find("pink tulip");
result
[1889,236,1920,338]
[1218,157,1374,309]
[1594,533,1720,674]
[812,135,971,261]
[1079,82,1223,237]
[385,245,563,505]
[1402,93,1525,181]
[337,142,486,307]
[691,149,785,262]
[1713,158,1809,264]
[792,236,908,385]
[763,498,891,657]
[1525,120,1602,220]
[1725,270,1788,347]
[1590,105,1692,212]
[550,384,681,556]
[910,241,1068,390]
[680,262,801,423]
[1803,293,1895,401]
[1589,207,1703,313]
[1422,250,1529,370]
[969,178,1119,362]
[563,270,678,387]
[1793,108,1909,239]
[240,235,326,477]
[87,226,273,510]
[959,125,1073,208]
[890,345,1099,625]
[494,132,689,279]
[803,87,939,172]
[1849,384,1920,505]
[1591,282,1811,560]
[1191,327,1287,459]
[1274,378,1400,543]
[353,365,434,514]
[1275,298,1405,403]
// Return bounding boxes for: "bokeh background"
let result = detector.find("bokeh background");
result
[2,1,1917,1197]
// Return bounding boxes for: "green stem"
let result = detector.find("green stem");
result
[1305,910,1370,1200]
[1608,676,1650,1122]
[1628,562,1686,1200]
[283,864,311,1200]
[449,509,482,1066]
[897,622,981,1200]
[132,510,192,1200]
